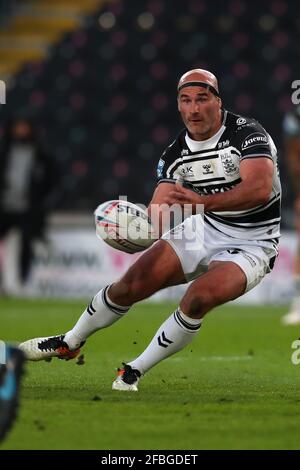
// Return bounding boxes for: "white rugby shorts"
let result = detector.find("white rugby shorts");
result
[161,215,278,293]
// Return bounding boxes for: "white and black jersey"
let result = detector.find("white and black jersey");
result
[156,110,281,241]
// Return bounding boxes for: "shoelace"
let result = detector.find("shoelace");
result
[38,336,66,352]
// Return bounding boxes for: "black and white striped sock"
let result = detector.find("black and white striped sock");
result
[64,286,130,349]
[128,308,202,375]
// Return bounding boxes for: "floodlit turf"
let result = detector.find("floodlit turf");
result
[1,298,300,450]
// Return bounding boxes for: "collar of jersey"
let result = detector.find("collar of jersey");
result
[185,123,226,152]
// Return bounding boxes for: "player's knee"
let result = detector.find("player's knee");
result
[180,289,218,318]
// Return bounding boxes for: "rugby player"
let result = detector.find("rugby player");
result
[19,69,281,391]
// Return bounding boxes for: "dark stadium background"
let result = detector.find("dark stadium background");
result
[0,0,298,224]
[2,0,300,452]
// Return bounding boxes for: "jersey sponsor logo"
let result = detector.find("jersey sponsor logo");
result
[182,165,194,176]
[218,139,230,149]
[237,123,256,130]
[220,152,238,176]
[236,117,247,125]
[241,132,269,150]
[202,163,214,175]
[181,149,189,156]
[157,158,165,178]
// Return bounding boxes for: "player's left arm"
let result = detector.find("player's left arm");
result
[164,157,274,212]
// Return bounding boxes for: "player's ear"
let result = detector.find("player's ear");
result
[218,97,222,109]
[177,96,181,112]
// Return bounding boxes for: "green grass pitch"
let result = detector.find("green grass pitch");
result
[1,298,300,450]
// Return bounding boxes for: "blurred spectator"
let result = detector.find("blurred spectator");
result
[281,107,300,324]
[0,119,58,293]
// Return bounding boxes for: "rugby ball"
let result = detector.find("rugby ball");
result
[94,200,157,254]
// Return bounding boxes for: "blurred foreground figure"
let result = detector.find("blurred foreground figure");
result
[0,345,25,443]
[0,119,57,294]
[282,107,300,325]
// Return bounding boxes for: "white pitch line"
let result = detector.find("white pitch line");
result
[171,356,253,362]
[198,356,253,361]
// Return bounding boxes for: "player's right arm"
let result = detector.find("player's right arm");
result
[147,139,181,237]
[149,182,175,206]
[148,182,175,238]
